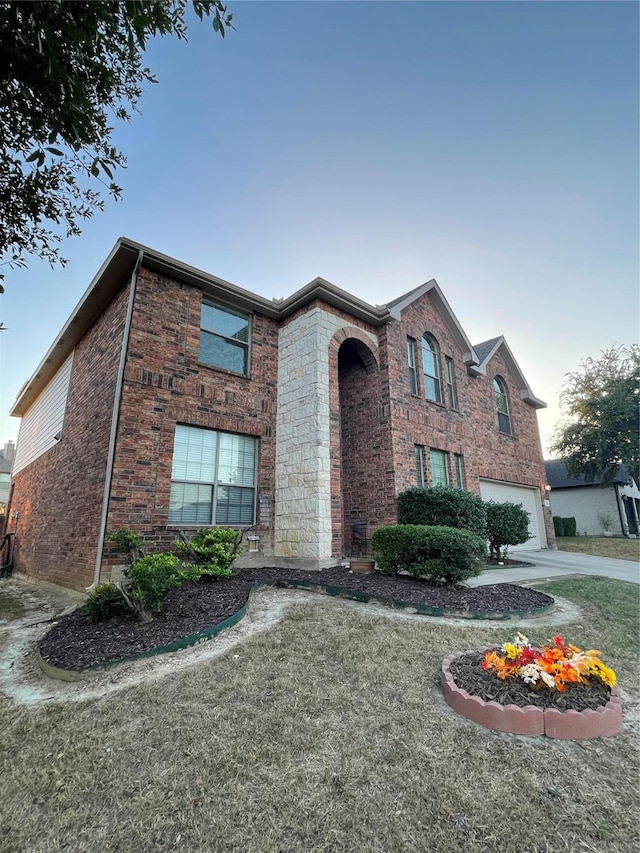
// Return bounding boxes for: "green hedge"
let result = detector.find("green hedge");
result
[562,516,577,537]
[553,516,564,537]
[397,487,487,536]
[485,501,530,561]
[372,524,486,585]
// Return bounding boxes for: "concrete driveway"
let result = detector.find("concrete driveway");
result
[468,548,639,587]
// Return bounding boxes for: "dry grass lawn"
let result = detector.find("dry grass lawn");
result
[556,536,640,561]
[0,577,638,853]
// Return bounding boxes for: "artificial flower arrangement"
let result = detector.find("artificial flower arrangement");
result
[482,633,616,692]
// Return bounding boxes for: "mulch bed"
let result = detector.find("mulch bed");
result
[38,565,554,671]
[449,650,611,712]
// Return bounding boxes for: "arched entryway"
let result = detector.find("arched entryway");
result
[329,333,384,558]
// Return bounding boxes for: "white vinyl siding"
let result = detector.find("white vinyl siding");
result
[12,353,73,476]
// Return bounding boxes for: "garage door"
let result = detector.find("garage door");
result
[479,480,545,551]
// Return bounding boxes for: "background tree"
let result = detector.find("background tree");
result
[0,0,232,284]
[550,345,640,486]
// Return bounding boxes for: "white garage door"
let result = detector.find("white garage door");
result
[479,480,545,551]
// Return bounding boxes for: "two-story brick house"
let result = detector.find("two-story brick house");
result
[7,238,554,592]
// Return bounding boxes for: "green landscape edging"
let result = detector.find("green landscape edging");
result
[37,576,556,681]
[38,581,260,681]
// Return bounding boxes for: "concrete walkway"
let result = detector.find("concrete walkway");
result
[468,548,639,587]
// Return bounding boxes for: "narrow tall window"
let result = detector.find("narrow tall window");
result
[422,335,442,403]
[415,445,425,487]
[199,301,250,375]
[454,454,465,489]
[407,338,418,395]
[493,377,512,435]
[430,448,449,487]
[169,425,257,525]
[445,356,457,409]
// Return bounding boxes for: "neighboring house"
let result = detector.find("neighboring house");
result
[7,238,554,592]
[545,460,640,537]
[0,440,14,506]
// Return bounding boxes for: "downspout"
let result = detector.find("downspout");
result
[89,250,143,590]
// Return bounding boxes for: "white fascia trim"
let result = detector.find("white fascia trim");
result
[387,279,480,369]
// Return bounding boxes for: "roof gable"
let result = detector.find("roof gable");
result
[385,279,480,369]
[470,335,546,409]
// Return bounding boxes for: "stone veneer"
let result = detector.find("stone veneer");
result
[274,306,377,563]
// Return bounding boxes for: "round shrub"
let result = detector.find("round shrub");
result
[82,583,128,623]
[372,524,486,584]
[125,553,187,613]
[174,527,240,576]
[485,501,530,561]
[398,487,487,536]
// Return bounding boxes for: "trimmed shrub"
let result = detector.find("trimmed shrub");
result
[106,528,144,564]
[82,583,129,623]
[124,554,190,618]
[563,516,577,538]
[372,524,486,585]
[485,501,530,561]
[397,487,487,536]
[174,527,240,577]
[553,516,564,537]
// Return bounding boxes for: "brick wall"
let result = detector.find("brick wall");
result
[381,290,555,546]
[9,287,129,591]
[103,266,279,571]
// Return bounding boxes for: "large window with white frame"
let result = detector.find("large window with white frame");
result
[169,425,257,525]
[199,301,250,375]
[422,334,442,403]
[429,448,449,487]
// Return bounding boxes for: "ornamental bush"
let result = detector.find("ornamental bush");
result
[485,501,531,561]
[562,516,577,537]
[124,553,191,619]
[372,524,486,585]
[82,583,129,623]
[174,527,241,577]
[553,516,564,537]
[397,487,487,536]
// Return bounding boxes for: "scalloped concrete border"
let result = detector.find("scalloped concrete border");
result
[37,578,555,681]
[441,650,622,739]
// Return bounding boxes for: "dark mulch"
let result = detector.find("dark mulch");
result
[449,650,611,712]
[38,565,554,671]
[486,556,536,568]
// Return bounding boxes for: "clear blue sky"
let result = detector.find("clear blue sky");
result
[1,0,638,456]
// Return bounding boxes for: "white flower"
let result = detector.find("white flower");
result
[515,632,531,647]
[540,671,556,689]
[519,664,540,684]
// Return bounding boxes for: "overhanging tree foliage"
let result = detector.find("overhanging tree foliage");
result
[551,345,640,487]
[0,0,232,284]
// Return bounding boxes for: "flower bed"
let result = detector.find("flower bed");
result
[442,635,622,739]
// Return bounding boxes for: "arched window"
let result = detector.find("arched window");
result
[421,334,442,403]
[493,377,511,434]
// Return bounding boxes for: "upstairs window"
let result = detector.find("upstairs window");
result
[169,425,257,525]
[422,335,442,403]
[493,377,512,435]
[407,338,418,395]
[199,301,250,375]
[430,448,449,486]
[445,356,457,409]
